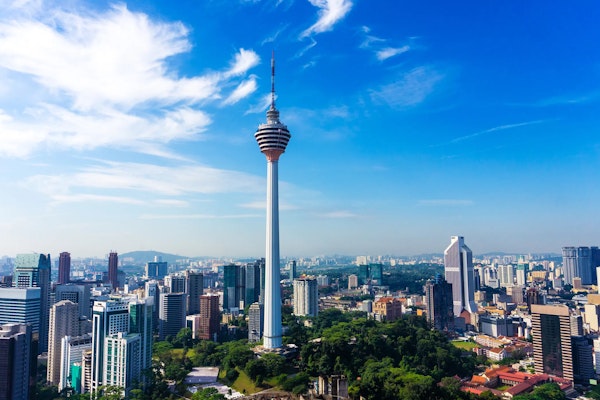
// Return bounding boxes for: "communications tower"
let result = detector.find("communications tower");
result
[254,53,291,349]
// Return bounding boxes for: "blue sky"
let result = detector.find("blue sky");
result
[0,0,598,258]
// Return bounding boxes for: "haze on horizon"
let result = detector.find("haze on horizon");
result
[0,1,598,259]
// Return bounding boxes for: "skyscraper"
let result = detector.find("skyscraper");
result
[0,323,34,400]
[47,300,79,385]
[108,252,118,290]
[55,284,90,319]
[159,292,186,340]
[244,261,262,307]
[562,246,600,285]
[0,287,41,333]
[13,253,51,353]
[293,278,319,317]
[59,334,92,393]
[58,252,71,285]
[531,304,573,381]
[223,264,244,311]
[128,298,153,374]
[198,294,220,341]
[186,271,203,315]
[425,274,454,331]
[444,236,478,317]
[254,54,291,349]
[248,302,264,342]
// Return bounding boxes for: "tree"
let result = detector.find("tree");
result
[192,387,226,400]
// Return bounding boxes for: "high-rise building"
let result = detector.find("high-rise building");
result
[223,264,244,311]
[531,304,573,381]
[59,334,92,393]
[244,261,262,308]
[91,299,130,393]
[289,260,297,281]
[248,302,264,342]
[58,252,71,285]
[185,271,203,315]
[55,284,90,319]
[516,256,528,286]
[254,54,291,349]
[107,252,118,290]
[572,336,594,384]
[498,264,514,287]
[358,264,370,285]
[0,287,41,334]
[103,332,141,396]
[370,264,383,285]
[159,292,186,340]
[13,253,51,352]
[128,298,153,374]
[563,246,600,285]
[424,274,454,331]
[348,274,358,290]
[0,323,34,400]
[164,274,186,294]
[145,258,168,280]
[444,236,478,317]
[198,294,220,341]
[145,281,160,331]
[293,278,318,317]
[507,285,524,304]
[48,300,79,385]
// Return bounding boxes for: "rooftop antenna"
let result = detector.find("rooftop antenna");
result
[271,50,276,110]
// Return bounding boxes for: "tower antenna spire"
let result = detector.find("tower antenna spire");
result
[271,50,276,110]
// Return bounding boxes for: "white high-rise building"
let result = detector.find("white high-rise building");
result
[59,334,92,392]
[47,300,79,385]
[254,54,291,350]
[498,264,515,287]
[293,278,319,317]
[103,332,142,397]
[444,236,478,317]
[91,299,129,394]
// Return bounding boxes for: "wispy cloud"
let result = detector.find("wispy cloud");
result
[261,24,288,45]
[300,0,353,39]
[376,46,410,61]
[0,5,260,158]
[24,161,265,204]
[418,199,474,206]
[222,76,258,106]
[294,37,317,59]
[370,66,444,109]
[450,120,545,143]
[511,92,599,107]
[140,213,261,220]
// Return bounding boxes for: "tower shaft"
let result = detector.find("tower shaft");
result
[263,160,282,349]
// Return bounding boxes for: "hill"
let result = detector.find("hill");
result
[119,250,188,264]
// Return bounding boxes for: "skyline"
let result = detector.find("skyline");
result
[0,1,599,258]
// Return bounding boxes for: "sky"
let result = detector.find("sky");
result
[0,0,599,259]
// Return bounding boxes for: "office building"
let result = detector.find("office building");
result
[59,334,92,392]
[0,323,34,400]
[562,246,600,285]
[498,264,514,287]
[145,281,160,331]
[13,253,51,352]
[444,236,478,317]
[358,264,370,285]
[507,285,524,304]
[128,298,153,373]
[572,335,594,384]
[254,54,291,349]
[0,287,41,333]
[244,261,262,307]
[515,256,528,286]
[223,264,244,311]
[107,252,118,290]
[58,252,71,285]
[293,278,318,317]
[370,264,383,285]
[198,294,220,341]
[289,260,297,281]
[248,302,264,342]
[531,304,573,381]
[48,300,79,385]
[103,332,141,396]
[55,283,90,319]
[478,314,515,338]
[348,274,358,290]
[424,275,454,331]
[159,292,186,340]
[186,270,203,315]
[164,273,186,294]
[145,257,168,280]
[91,299,130,393]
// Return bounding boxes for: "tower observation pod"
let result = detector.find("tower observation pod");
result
[254,53,290,349]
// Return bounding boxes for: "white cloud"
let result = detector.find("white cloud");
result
[376,46,410,61]
[300,0,353,38]
[240,200,298,211]
[370,66,444,109]
[0,5,260,158]
[139,213,261,220]
[24,161,265,204]
[222,76,258,106]
[450,120,545,143]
